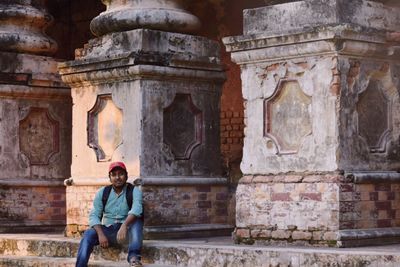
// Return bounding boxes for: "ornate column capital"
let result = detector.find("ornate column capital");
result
[90,0,201,36]
[0,0,57,55]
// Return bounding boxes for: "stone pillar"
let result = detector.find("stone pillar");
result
[59,0,232,238]
[224,0,400,247]
[0,0,71,232]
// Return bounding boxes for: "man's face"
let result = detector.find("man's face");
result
[109,168,127,189]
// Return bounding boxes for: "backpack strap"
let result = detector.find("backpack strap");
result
[126,182,134,210]
[101,185,112,221]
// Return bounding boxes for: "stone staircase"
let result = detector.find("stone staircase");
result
[2,233,400,266]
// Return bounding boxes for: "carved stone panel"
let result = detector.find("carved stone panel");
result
[264,80,312,154]
[88,95,123,161]
[163,94,202,160]
[357,80,390,153]
[19,107,59,165]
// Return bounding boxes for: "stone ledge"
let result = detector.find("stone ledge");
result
[346,172,400,184]
[144,224,234,239]
[339,227,400,247]
[239,173,347,184]
[0,178,65,187]
[65,177,228,186]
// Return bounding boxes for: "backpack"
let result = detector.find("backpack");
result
[101,182,134,214]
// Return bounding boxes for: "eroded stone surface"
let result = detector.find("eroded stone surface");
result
[0,1,57,55]
[90,0,201,36]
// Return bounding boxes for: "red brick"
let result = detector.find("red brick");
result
[215,208,228,216]
[226,111,233,118]
[340,202,355,212]
[231,118,243,124]
[300,193,322,201]
[369,192,378,201]
[198,193,207,200]
[197,201,212,208]
[220,118,229,125]
[220,112,226,119]
[216,192,228,200]
[375,184,391,191]
[387,192,395,201]
[339,221,355,229]
[50,201,66,208]
[49,187,66,194]
[376,201,391,210]
[377,219,392,228]
[196,185,211,192]
[233,112,240,118]
[51,214,66,221]
[340,184,354,192]
[236,228,250,238]
[271,193,292,201]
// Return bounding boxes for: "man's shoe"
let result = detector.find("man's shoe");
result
[130,257,143,267]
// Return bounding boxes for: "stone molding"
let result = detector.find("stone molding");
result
[0,178,65,187]
[224,27,396,64]
[64,177,228,186]
[339,227,400,247]
[243,0,400,36]
[0,1,57,55]
[239,174,349,184]
[59,64,226,86]
[90,0,201,36]
[345,171,400,184]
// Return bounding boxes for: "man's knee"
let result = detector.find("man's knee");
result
[81,228,98,244]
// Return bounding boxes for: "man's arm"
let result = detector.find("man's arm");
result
[89,188,109,248]
[117,186,143,243]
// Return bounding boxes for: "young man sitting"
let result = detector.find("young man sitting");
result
[76,162,143,267]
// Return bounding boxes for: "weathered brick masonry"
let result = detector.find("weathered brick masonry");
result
[66,185,229,237]
[234,174,400,246]
[0,186,66,232]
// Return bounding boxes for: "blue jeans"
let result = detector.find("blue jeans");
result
[76,219,143,267]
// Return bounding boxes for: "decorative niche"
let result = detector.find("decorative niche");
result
[87,94,123,162]
[163,93,203,160]
[357,79,391,153]
[264,80,312,154]
[19,107,60,165]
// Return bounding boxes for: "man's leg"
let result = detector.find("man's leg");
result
[127,218,144,263]
[76,228,99,267]
[76,224,121,267]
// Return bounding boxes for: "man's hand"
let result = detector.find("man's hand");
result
[93,225,109,248]
[98,233,109,248]
[117,224,128,243]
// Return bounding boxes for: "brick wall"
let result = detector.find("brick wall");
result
[234,174,400,246]
[0,186,66,226]
[144,185,229,226]
[340,183,400,229]
[65,184,229,237]
[234,175,340,246]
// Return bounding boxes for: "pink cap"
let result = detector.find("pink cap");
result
[108,161,127,172]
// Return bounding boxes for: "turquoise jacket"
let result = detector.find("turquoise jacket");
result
[88,184,143,227]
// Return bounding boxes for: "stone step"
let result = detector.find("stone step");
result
[3,234,400,266]
[0,255,172,267]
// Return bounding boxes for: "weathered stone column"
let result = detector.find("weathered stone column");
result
[59,0,231,238]
[224,0,400,247]
[0,0,71,232]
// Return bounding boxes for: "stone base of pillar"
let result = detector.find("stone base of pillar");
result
[234,173,400,247]
[0,179,66,233]
[65,180,232,239]
[0,51,71,233]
